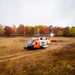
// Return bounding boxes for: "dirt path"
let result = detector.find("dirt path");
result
[0,51,39,62]
[0,39,74,62]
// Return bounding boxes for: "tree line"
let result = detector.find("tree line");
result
[0,24,75,37]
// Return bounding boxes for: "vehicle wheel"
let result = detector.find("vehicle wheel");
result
[24,47,26,49]
[27,47,30,50]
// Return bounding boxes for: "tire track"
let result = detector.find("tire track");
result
[0,52,25,60]
[0,42,69,62]
[0,51,38,62]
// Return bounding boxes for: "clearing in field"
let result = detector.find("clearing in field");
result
[0,37,75,75]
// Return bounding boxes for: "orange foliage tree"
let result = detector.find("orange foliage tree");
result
[12,25,17,34]
[4,26,13,37]
[20,24,25,34]
[40,26,47,34]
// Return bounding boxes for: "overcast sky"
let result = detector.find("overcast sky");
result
[0,0,75,27]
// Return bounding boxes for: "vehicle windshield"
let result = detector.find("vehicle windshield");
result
[26,40,34,45]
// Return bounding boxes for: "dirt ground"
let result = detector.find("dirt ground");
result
[0,37,75,62]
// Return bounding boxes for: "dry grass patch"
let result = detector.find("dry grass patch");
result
[0,37,27,56]
[0,43,75,75]
[0,37,75,75]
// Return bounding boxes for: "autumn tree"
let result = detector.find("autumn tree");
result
[69,27,75,37]
[17,26,20,34]
[12,25,17,34]
[63,27,70,36]
[26,26,32,35]
[0,24,4,35]
[46,26,50,34]
[34,25,48,35]
[48,25,53,34]
[36,28,40,34]
[57,30,63,36]
[4,26,13,37]
[34,26,40,34]
[40,26,47,34]
[20,24,25,34]
[53,27,60,34]
[31,26,35,35]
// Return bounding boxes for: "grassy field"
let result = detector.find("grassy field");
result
[0,37,75,75]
